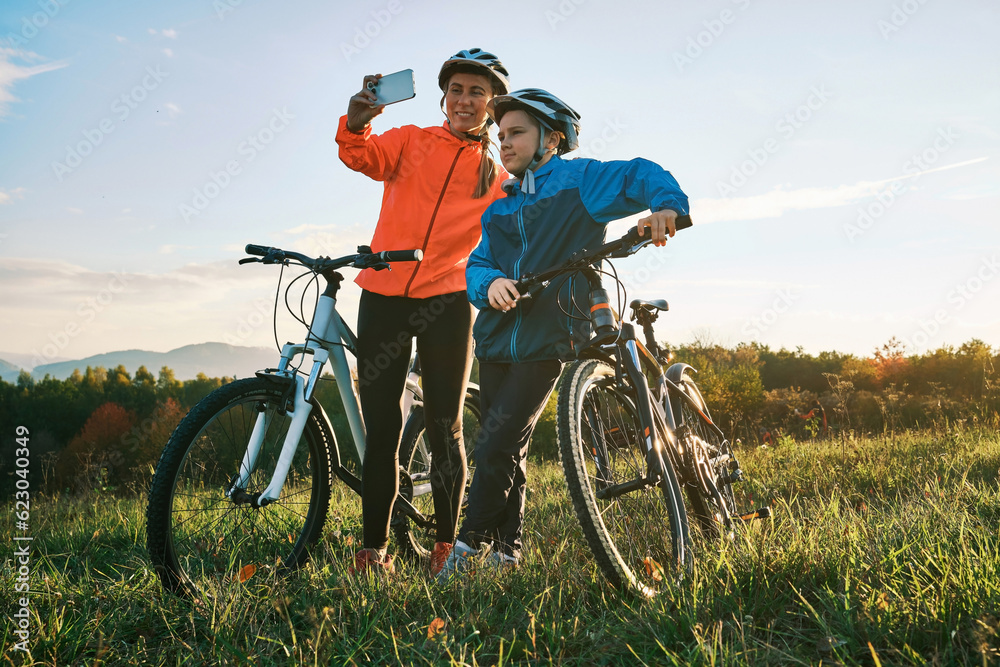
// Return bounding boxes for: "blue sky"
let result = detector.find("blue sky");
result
[1,0,998,366]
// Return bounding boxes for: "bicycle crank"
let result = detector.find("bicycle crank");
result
[738,506,771,522]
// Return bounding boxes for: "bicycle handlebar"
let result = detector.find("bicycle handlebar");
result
[241,243,422,272]
[377,249,424,263]
[244,244,273,257]
[515,214,691,298]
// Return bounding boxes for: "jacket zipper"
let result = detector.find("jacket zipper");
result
[510,192,527,362]
[402,145,467,297]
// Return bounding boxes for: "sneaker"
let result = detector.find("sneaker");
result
[434,540,480,583]
[430,542,453,576]
[347,548,395,576]
[484,551,519,573]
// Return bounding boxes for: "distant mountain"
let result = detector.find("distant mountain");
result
[30,343,277,381]
[0,351,70,372]
[0,358,24,383]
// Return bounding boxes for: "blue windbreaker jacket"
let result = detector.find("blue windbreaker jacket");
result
[467,154,689,363]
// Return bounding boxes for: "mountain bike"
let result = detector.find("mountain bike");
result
[515,222,770,597]
[146,244,479,598]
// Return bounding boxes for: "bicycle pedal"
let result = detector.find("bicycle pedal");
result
[722,467,744,485]
[738,506,771,522]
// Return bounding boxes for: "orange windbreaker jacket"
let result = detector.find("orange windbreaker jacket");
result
[336,115,507,299]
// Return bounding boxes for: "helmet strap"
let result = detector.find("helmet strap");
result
[520,118,556,194]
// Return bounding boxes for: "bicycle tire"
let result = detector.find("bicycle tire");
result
[393,389,481,559]
[146,377,333,598]
[673,376,737,538]
[557,359,690,596]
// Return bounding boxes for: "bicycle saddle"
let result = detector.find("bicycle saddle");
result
[629,298,669,313]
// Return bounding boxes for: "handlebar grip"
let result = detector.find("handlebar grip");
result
[245,244,274,257]
[627,213,693,244]
[377,249,423,263]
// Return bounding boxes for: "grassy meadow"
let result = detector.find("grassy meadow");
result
[2,428,999,666]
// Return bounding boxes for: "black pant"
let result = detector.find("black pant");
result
[457,359,562,559]
[356,289,473,550]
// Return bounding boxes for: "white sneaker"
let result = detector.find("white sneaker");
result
[435,540,480,583]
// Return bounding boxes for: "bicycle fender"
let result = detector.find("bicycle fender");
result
[666,362,710,424]
[665,362,697,386]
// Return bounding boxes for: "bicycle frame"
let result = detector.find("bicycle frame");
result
[226,272,429,523]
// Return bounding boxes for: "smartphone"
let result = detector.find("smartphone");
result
[366,69,416,106]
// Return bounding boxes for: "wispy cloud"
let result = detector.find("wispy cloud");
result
[0,47,68,117]
[693,157,990,225]
[0,186,26,204]
[165,102,181,118]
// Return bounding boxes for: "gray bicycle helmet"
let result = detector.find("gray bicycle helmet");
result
[487,88,581,155]
[438,48,510,96]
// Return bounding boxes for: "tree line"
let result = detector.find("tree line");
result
[2,338,997,494]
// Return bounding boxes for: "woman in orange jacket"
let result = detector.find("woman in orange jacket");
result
[336,49,510,576]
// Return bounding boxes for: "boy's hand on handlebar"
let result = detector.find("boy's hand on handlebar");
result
[488,277,521,312]
[346,74,385,132]
[636,210,677,247]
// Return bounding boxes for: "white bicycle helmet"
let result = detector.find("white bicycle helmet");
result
[488,88,582,192]
[487,88,581,155]
[438,48,510,96]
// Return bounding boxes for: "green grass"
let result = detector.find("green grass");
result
[3,429,1000,665]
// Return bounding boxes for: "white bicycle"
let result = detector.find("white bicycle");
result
[146,243,480,597]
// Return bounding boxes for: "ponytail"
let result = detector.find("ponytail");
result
[473,130,499,199]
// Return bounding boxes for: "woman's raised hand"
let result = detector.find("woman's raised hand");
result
[346,74,385,132]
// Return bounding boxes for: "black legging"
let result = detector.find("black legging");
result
[356,289,473,550]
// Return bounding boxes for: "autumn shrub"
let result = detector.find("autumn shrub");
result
[117,398,186,485]
[56,402,136,492]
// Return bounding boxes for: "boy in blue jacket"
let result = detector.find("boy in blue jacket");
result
[438,88,689,579]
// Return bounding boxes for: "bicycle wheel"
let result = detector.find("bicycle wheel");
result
[673,377,737,538]
[558,359,690,596]
[146,377,333,598]
[393,389,481,559]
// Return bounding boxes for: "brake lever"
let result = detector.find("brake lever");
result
[238,257,261,265]
[353,255,390,272]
